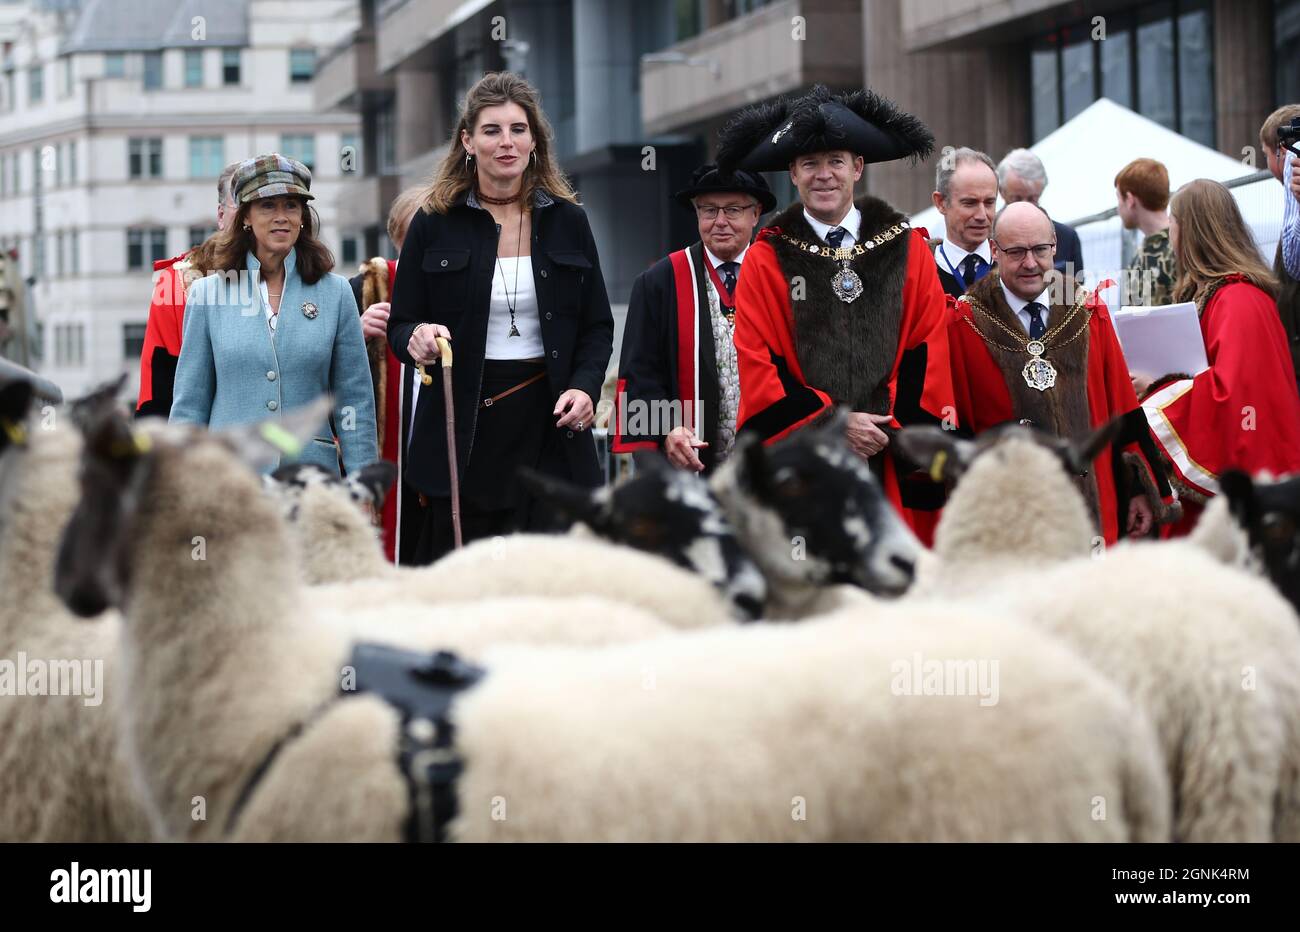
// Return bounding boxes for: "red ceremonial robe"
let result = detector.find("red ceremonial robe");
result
[949,272,1174,545]
[613,242,728,473]
[734,198,956,545]
[136,252,196,417]
[1142,277,1300,534]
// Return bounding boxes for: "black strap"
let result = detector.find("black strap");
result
[224,647,485,842]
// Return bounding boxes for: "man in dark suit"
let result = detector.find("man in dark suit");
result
[929,147,998,299]
[997,148,1084,281]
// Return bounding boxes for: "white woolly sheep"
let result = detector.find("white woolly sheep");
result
[0,380,152,842]
[898,426,1300,842]
[56,410,1171,842]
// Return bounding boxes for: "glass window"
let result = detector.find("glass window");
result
[68,140,76,185]
[104,52,125,78]
[341,235,358,266]
[142,51,162,90]
[127,229,145,269]
[54,142,63,187]
[290,48,315,83]
[55,230,64,276]
[184,49,203,88]
[675,0,701,40]
[341,132,360,174]
[280,133,315,172]
[55,324,84,367]
[123,323,147,362]
[1177,1,1214,147]
[63,56,73,97]
[1278,0,1300,106]
[70,230,78,275]
[377,104,396,174]
[1100,28,1132,108]
[188,136,224,178]
[129,138,163,179]
[149,228,168,265]
[28,64,43,103]
[222,48,241,85]
[188,225,217,248]
[1061,35,1095,122]
[1137,5,1176,131]
[1031,45,1059,142]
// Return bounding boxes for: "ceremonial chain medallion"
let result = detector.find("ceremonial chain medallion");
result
[959,290,1091,392]
[782,222,910,305]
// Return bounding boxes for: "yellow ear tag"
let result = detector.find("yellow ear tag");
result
[929,449,948,484]
[0,417,28,446]
[131,431,152,454]
[260,422,303,458]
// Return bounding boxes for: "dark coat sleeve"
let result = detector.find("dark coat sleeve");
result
[616,264,673,449]
[1055,220,1084,277]
[567,208,614,406]
[387,209,429,368]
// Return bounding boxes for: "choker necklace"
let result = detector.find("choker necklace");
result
[477,187,522,205]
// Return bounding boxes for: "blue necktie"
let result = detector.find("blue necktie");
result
[719,261,738,298]
[825,227,847,249]
[960,253,989,288]
[1026,301,1047,341]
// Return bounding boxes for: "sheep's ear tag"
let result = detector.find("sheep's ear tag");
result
[928,450,948,484]
[0,416,27,447]
[259,423,304,458]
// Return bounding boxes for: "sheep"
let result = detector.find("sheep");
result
[51,406,685,840]
[262,461,397,585]
[52,408,1171,840]
[269,453,745,629]
[0,377,152,842]
[519,422,921,621]
[1216,470,1300,615]
[888,425,1300,842]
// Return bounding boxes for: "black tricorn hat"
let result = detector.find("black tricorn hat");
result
[716,85,934,174]
[674,163,777,213]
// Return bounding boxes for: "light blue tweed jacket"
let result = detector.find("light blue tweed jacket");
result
[170,249,378,476]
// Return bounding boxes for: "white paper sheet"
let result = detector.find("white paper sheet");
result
[1112,302,1208,377]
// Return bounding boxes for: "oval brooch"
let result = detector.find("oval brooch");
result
[301,302,318,319]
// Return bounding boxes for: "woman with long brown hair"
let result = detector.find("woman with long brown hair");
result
[388,72,613,563]
[171,154,377,477]
[1137,178,1300,534]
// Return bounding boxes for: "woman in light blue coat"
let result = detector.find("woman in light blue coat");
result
[171,154,377,475]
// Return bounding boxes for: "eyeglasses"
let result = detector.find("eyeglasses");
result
[695,204,758,221]
[994,242,1055,262]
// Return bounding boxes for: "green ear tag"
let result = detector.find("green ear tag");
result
[260,422,304,458]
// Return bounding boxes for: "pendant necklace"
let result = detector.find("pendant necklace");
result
[495,207,526,337]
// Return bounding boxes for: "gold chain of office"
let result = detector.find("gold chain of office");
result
[778,221,911,260]
[958,288,1094,392]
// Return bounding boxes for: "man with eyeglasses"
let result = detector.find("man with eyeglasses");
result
[716,86,956,545]
[613,163,775,473]
[947,201,1175,544]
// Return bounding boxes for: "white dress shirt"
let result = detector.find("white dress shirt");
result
[999,279,1052,335]
[936,237,992,283]
[803,205,862,247]
[703,244,749,272]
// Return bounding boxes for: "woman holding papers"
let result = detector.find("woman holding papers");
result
[1138,179,1300,535]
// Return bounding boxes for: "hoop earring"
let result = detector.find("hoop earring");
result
[530,149,537,166]
[242,225,251,232]
[465,152,474,171]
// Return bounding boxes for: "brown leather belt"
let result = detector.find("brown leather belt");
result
[480,371,547,409]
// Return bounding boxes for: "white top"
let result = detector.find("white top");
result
[485,256,543,360]
[937,236,992,279]
[259,279,278,331]
[999,279,1052,334]
[703,244,749,272]
[803,205,862,247]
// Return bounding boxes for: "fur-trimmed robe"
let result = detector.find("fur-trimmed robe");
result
[949,271,1176,544]
[734,195,956,544]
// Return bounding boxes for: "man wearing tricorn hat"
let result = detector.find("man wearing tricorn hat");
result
[613,163,775,474]
[717,85,955,542]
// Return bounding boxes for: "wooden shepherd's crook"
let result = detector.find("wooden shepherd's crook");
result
[417,335,461,549]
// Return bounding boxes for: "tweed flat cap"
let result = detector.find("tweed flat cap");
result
[232,153,315,203]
